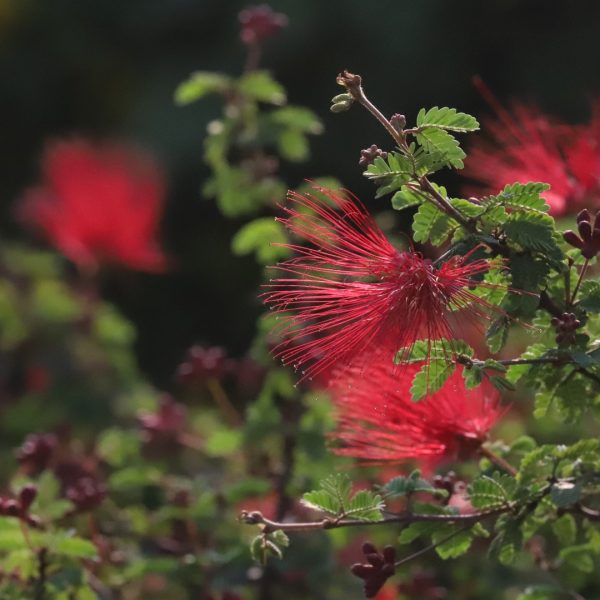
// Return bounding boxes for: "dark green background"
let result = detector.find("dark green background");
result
[3,0,600,386]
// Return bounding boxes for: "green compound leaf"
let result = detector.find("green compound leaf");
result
[469,472,517,509]
[380,470,448,499]
[415,128,466,169]
[484,182,551,214]
[416,107,479,133]
[503,212,562,260]
[270,106,323,134]
[301,474,384,522]
[462,366,483,389]
[250,531,289,565]
[410,360,455,402]
[364,152,414,198]
[412,201,457,246]
[51,536,98,559]
[433,526,475,559]
[391,186,424,211]
[552,513,577,546]
[559,543,595,573]
[394,339,448,364]
[231,218,291,264]
[277,129,310,162]
[238,70,286,105]
[486,317,510,353]
[174,71,231,105]
[578,280,600,313]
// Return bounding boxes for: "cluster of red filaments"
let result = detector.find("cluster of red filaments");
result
[329,358,501,466]
[464,79,600,217]
[264,187,505,383]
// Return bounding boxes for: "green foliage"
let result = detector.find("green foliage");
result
[363,152,414,197]
[503,212,563,261]
[238,70,286,105]
[412,200,457,245]
[416,106,479,133]
[380,470,448,499]
[483,182,551,214]
[411,360,455,402]
[251,530,290,565]
[469,472,518,509]
[395,338,466,364]
[415,127,466,169]
[232,218,291,264]
[391,186,424,210]
[301,474,384,521]
[578,280,600,312]
[173,71,231,105]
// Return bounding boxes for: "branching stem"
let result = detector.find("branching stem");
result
[337,70,475,232]
[569,258,589,306]
[240,505,509,534]
[480,445,517,476]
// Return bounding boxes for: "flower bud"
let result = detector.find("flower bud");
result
[18,484,38,512]
[331,93,353,104]
[330,100,353,113]
[390,113,406,131]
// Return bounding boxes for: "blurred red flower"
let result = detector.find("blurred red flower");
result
[263,187,505,382]
[464,83,600,216]
[18,140,169,272]
[329,356,501,466]
[238,4,288,45]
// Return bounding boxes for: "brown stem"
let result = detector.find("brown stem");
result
[480,446,517,476]
[34,548,47,600]
[206,377,243,427]
[337,70,405,148]
[337,70,476,233]
[244,41,262,73]
[539,290,564,318]
[394,525,472,567]
[569,258,589,306]
[240,505,509,534]
[418,176,477,233]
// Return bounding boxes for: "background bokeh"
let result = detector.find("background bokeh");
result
[3,0,600,388]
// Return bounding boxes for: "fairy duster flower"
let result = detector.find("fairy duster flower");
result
[464,84,600,216]
[329,356,501,465]
[263,187,505,382]
[18,140,169,273]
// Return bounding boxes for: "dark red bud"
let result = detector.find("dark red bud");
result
[362,542,377,554]
[19,485,37,511]
[382,545,396,563]
[365,552,383,567]
[4,500,20,517]
[563,230,584,248]
[579,220,592,241]
[577,208,591,224]
[351,563,373,578]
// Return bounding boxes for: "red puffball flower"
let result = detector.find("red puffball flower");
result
[238,4,288,45]
[263,187,505,382]
[463,82,600,216]
[18,140,169,272]
[329,357,501,466]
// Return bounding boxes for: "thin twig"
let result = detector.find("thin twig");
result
[480,445,517,476]
[240,506,510,534]
[394,525,472,567]
[570,258,589,306]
